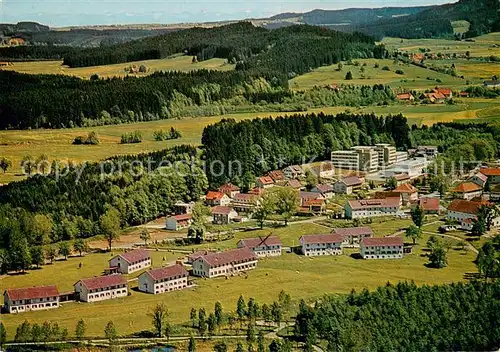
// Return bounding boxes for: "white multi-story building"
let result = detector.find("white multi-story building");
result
[352,146,379,172]
[74,274,128,303]
[138,264,189,295]
[192,248,258,278]
[3,286,60,314]
[299,234,344,256]
[360,237,404,259]
[345,197,401,219]
[332,227,373,246]
[109,248,152,274]
[375,144,397,167]
[237,236,282,257]
[384,158,428,178]
[447,199,500,230]
[331,150,360,170]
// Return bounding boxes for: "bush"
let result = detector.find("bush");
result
[395,69,405,75]
[374,63,380,68]
[345,71,353,80]
[121,131,143,144]
[72,131,99,145]
[382,66,391,71]
[153,128,182,141]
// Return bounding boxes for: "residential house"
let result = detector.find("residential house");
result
[300,191,325,207]
[166,214,193,231]
[174,201,195,215]
[447,199,499,230]
[302,199,327,213]
[212,206,238,225]
[333,176,364,195]
[267,170,285,183]
[484,80,500,88]
[256,176,274,189]
[396,93,415,102]
[138,264,189,294]
[192,248,258,278]
[345,197,401,219]
[332,227,373,246]
[285,179,304,190]
[393,173,411,186]
[311,184,335,198]
[283,165,305,179]
[74,274,128,303]
[393,183,418,205]
[299,234,344,256]
[479,168,500,184]
[237,235,282,257]
[424,92,446,104]
[310,162,335,179]
[232,193,259,213]
[248,187,265,196]
[414,197,440,214]
[360,237,404,259]
[187,250,211,264]
[433,87,453,99]
[3,286,59,314]
[218,183,240,198]
[469,173,488,188]
[109,249,151,274]
[206,191,231,206]
[452,182,483,200]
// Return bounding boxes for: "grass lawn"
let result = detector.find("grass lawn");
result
[0,231,477,339]
[0,55,234,79]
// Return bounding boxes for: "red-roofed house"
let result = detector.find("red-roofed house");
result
[303,199,327,213]
[283,165,305,179]
[310,162,335,179]
[479,168,500,184]
[212,206,238,224]
[237,235,282,257]
[267,170,285,183]
[74,274,128,302]
[332,227,373,246]
[192,248,258,278]
[334,176,364,194]
[109,249,152,274]
[138,264,189,294]
[393,173,411,186]
[433,87,453,99]
[311,184,335,198]
[360,237,404,259]
[285,179,304,190]
[396,93,415,102]
[299,234,344,256]
[415,197,440,214]
[232,193,259,212]
[393,183,418,204]
[452,182,483,200]
[256,176,275,189]
[218,183,240,198]
[345,197,401,219]
[206,191,231,206]
[447,199,499,230]
[4,286,60,314]
[425,92,446,104]
[166,214,193,231]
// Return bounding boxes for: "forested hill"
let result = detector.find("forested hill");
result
[348,0,500,39]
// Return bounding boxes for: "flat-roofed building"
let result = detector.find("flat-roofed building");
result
[375,144,397,167]
[3,286,60,314]
[299,234,344,256]
[192,248,258,278]
[237,236,282,257]
[360,237,404,259]
[353,146,379,173]
[331,150,360,170]
[138,264,189,294]
[74,274,128,303]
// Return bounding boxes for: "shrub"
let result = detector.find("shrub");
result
[345,71,353,80]
[120,131,143,144]
[72,131,99,145]
[382,66,391,71]
[395,69,405,75]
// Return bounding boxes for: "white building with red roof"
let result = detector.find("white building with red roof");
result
[299,234,344,256]
[166,214,193,231]
[256,176,275,189]
[447,199,500,230]
[109,248,151,274]
[192,248,258,278]
[452,182,483,200]
[345,197,401,219]
[212,206,238,224]
[237,235,282,257]
[74,274,128,302]
[138,264,189,294]
[393,183,418,204]
[206,191,231,206]
[332,227,373,246]
[414,197,440,214]
[334,176,364,194]
[232,193,259,213]
[360,237,404,259]
[4,285,60,314]
[218,183,240,198]
[479,168,500,184]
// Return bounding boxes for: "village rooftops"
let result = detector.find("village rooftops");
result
[233,193,257,202]
[196,248,257,267]
[300,234,344,244]
[416,197,440,212]
[313,184,334,193]
[206,191,225,200]
[479,168,500,176]
[286,179,303,189]
[394,183,418,194]
[145,264,188,282]
[76,274,127,291]
[267,170,285,181]
[448,199,491,215]
[110,248,150,264]
[258,176,274,185]
[452,182,482,193]
[218,183,240,193]
[5,285,59,301]
[348,197,401,210]
[332,227,373,237]
[238,236,282,248]
[361,237,404,247]
[341,176,364,187]
[396,93,414,100]
[188,250,212,263]
[212,206,234,215]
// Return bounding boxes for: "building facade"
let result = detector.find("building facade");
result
[166,214,193,230]
[332,227,373,246]
[237,236,282,257]
[192,248,258,278]
[345,197,401,219]
[109,248,152,274]
[360,237,404,259]
[4,286,60,314]
[74,274,128,303]
[138,265,189,294]
[299,234,344,256]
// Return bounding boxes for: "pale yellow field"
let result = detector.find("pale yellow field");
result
[1,55,234,79]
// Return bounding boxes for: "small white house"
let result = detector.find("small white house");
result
[192,248,258,278]
[299,234,344,256]
[212,206,238,224]
[360,237,404,259]
[138,264,189,294]
[109,248,152,274]
[166,214,193,231]
[74,274,128,303]
[333,176,364,195]
[3,286,60,314]
[237,236,282,257]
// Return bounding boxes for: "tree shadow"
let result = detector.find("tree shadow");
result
[350,253,363,260]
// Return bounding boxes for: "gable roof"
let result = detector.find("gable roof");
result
[300,234,344,244]
[206,191,226,201]
[340,176,363,187]
[448,199,490,215]
[452,182,482,193]
[332,227,373,237]
[285,165,304,173]
[233,193,257,202]
[416,197,440,211]
[479,168,500,176]
[112,248,150,264]
[361,237,403,247]
[145,264,188,281]
[267,170,285,181]
[212,206,235,215]
[196,248,257,267]
[170,214,192,221]
[286,179,303,189]
[258,176,274,185]
[238,236,282,248]
[394,183,417,194]
[434,87,452,95]
[300,191,322,200]
[472,173,488,182]
[77,274,127,291]
[313,184,334,193]
[5,285,59,301]
[218,183,240,193]
[397,93,414,100]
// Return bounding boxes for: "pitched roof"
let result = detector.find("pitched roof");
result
[479,168,500,176]
[361,237,404,247]
[238,236,282,248]
[5,285,59,301]
[393,173,410,181]
[286,179,303,189]
[206,191,225,200]
[196,248,257,267]
[212,206,235,215]
[300,191,322,200]
[248,187,265,196]
[145,264,188,281]
[112,248,150,264]
[300,234,344,244]
[258,176,274,185]
[311,162,334,175]
[347,197,401,210]
[448,199,491,215]
[313,184,334,193]
[472,173,488,182]
[397,93,414,100]
[434,87,452,95]
[218,183,240,193]
[267,170,285,181]
[332,227,373,237]
[233,193,257,202]
[394,183,417,194]
[304,199,326,207]
[170,214,192,221]
[340,176,363,187]
[452,182,482,193]
[285,165,304,173]
[188,250,211,262]
[417,197,440,211]
[77,274,127,290]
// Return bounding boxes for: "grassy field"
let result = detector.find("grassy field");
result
[0,228,477,339]
[0,55,234,79]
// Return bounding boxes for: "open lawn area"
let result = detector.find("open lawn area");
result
[0,231,477,339]
[0,55,234,79]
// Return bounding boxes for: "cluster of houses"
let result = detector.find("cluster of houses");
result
[396,87,470,104]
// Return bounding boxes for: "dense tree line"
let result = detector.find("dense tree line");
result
[201,112,410,186]
[294,281,500,351]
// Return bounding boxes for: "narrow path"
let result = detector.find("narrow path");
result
[422,231,479,254]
